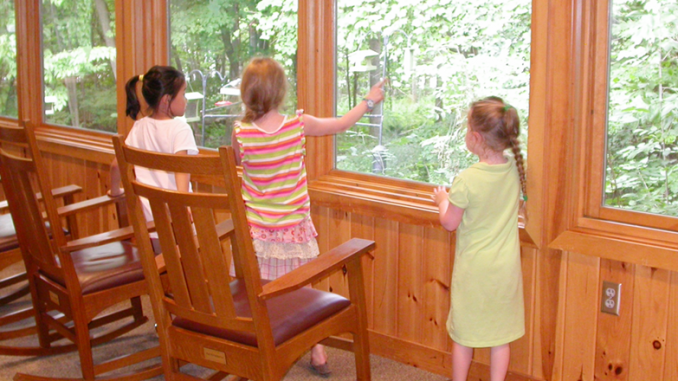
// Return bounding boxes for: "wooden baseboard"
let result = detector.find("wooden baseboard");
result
[323,331,543,381]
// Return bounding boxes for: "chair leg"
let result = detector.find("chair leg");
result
[130,296,144,322]
[353,328,371,381]
[73,314,96,380]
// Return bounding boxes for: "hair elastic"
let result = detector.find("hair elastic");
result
[138,74,144,81]
[522,194,528,202]
[503,104,513,112]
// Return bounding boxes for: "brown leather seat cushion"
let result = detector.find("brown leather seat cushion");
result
[70,241,145,294]
[0,213,19,251]
[173,279,351,347]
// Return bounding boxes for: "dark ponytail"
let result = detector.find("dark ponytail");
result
[125,66,186,120]
[125,75,141,120]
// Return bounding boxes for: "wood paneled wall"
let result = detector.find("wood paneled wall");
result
[310,204,544,380]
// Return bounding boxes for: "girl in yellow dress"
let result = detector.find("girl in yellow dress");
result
[432,96,526,381]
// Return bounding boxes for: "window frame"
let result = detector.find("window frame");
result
[549,0,678,271]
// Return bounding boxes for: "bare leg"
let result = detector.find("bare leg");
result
[310,343,328,365]
[452,341,473,381]
[490,344,510,381]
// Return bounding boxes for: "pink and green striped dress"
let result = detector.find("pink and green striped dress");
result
[234,112,319,280]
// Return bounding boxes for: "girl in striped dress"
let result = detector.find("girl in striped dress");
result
[232,57,385,375]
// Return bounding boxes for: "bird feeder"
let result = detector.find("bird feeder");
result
[44,95,57,116]
[184,92,204,123]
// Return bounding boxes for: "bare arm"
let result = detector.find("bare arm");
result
[304,78,387,136]
[108,157,124,197]
[174,150,190,192]
[231,127,242,165]
[433,186,464,231]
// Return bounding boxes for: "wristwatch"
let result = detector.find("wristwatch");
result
[363,98,375,112]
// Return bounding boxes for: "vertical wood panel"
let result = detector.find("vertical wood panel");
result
[372,218,398,336]
[628,266,670,380]
[327,209,350,298]
[396,223,424,342]
[312,205,330,292]
[664,271,678,380]
[350,213,376,328]
[594,259,635,380]
[511,246,539,375]
[422,227,452,351]
[559,252,599,380]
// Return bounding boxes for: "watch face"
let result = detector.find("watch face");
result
[366,99,375,108]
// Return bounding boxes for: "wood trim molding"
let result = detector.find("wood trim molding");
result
[550,229,678,272]
[298,0,335,180]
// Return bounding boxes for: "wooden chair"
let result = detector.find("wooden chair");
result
[114,136,375,381]
[0,122,162,380]
[0,183,82,342]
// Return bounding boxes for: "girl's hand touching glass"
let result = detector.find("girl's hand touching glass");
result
[432,186,449,206]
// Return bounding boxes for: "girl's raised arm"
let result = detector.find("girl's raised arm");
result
[304,79,387,137]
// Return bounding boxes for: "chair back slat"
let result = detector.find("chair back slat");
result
[166,199,212,313]
[191,207,237,318]
[144,194,192,308]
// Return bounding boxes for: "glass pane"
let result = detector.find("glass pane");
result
[605,0,678,215]
[0,0,17,119]
[41,0,117,132]
[169,0,298,149]
[336,0,531,184]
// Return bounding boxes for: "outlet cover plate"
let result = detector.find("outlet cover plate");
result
[601,281,621,316]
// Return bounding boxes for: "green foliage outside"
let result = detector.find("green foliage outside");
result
[42,0,118,132]
[335,0,532,187]
[0,0,17,118]
[169,0,298,147]
[606,0,678,215]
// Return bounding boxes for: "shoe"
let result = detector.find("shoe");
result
[310,360,331,376]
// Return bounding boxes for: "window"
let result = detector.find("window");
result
[0,0,17,119]
[604,0,678,217]
[168,0,298,149]
[335,0,531,185]
[41,0,117,132]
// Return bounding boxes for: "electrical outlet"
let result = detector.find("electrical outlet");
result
[601,281,621,316]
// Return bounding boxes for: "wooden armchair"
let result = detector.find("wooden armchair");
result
[114,136,375,381]
[0,183,82,342]
[0,122,162,380]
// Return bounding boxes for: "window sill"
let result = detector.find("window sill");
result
[309,170,537,248]
[549,219,678,271]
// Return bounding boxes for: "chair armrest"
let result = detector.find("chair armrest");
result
[49,184,83,200]
[61,220,155,253]
[259,238,375,300]
[57,194,122,217]
[61,226,135,252]
[0,184,82,213]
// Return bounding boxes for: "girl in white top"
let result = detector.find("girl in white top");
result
[109,66,198,242]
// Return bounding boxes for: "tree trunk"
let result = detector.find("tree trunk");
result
[93,0,116,79]
[65,77,79,127]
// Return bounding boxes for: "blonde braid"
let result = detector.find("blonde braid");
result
[508,135,527,198]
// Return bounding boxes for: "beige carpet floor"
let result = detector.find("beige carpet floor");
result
[0,263,448,380]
